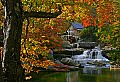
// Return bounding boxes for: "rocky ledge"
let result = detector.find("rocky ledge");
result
[46,60,80,72]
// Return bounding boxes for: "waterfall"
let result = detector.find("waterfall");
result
[71,48,110,66]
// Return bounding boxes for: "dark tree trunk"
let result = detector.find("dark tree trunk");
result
[2,0,24,82]
[0,61,3,82]
[0,0,62,81]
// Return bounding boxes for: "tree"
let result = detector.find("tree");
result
[79,26,98,42]
[75,0,120,48]
[0,0,62,82]
[20,18,69,75]
[0,0,120,81]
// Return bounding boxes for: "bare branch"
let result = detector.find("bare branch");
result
[24,11,62,18]
[24,5,62,18]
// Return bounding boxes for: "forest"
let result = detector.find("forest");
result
[0,0,120,82]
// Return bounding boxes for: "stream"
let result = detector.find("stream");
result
[25,67,120,82]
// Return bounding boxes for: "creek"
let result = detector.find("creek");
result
[25,67,120,82]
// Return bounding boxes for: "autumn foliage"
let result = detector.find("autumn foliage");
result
[20,18,69,73]
[0,0,120,76]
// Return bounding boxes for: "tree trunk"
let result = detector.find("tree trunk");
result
[0,61,3,82]
[2,0,24,82]
[0,0,62,81]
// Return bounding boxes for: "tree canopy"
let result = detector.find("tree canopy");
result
[0,0,120,81]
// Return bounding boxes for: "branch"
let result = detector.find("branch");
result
[24,5,62,18]
[24,11,62,18]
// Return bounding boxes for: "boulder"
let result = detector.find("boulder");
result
[61,58,77,66]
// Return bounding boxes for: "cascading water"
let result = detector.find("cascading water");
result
[71,47,110,67]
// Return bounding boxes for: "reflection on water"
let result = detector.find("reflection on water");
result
[83,66,102,75]
[25,68,120,82]
[66,71,79,82]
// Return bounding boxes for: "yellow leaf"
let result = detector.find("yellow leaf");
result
[23,50,26,54]
[42,36,45,37]
[108,35,110,40]
[25,76,32,80]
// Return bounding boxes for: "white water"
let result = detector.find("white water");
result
[71,48,110,66]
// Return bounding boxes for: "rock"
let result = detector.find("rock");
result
[68,66,79,71]
[61,58,76,66]
[89,60,106,66]
[110,61,115,65]
[54,60,64,65]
